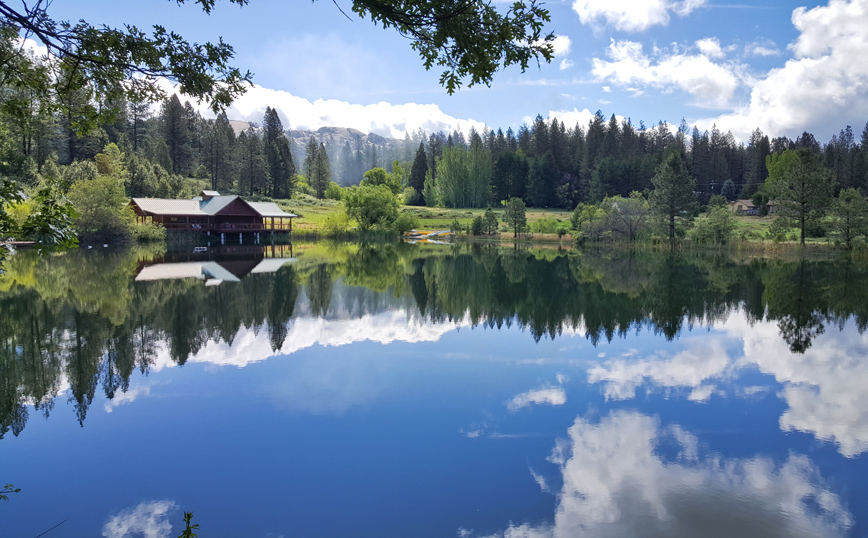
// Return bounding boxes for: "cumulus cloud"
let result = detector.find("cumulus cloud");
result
[507,385,567,411]
[697,0,868,140]
[164,81,486,139]
[469,411,852,538]
[551,36,572,57]
[591,39,742,108]
[745,39,781,57]
[572,0,708,32]
[696,37,725,59]
[102,500,176,538]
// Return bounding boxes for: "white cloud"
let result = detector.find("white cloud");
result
[745,40,781,57]
[529,467,552,493]
[532,108,598,129]
[102,500,176,538]
[592,39,741,108]
[166,81,486,139]
[572,0,708,32]
[558,58,574,71]
[507,385,567,411]
[551,36,572,57]
[470,411,852,538]
[697,0,868,140]
[696,37,725,59]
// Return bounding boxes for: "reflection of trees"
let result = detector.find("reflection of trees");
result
[764,261,827,353]
[268,266,300,351]
[3,244,868,434]
[306,265,334,317]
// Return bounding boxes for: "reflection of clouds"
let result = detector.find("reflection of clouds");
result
[588,340,729,401]
[732,315,868,458]
[508,386,567,411]
[587,312,868,457]
[472,411,852,538]
[104,384,152,413]
[151,311,471,370]
[102,500,176,538]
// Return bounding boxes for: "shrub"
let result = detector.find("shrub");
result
[342,184,399,231]
[324,182,343,201]
[402,187,420,205]
[690,207,735,244]
[394,211,419,234]
[471,216,483,235]
[530,216,560,234]
[321,213,350,237]
[132,222,166,243]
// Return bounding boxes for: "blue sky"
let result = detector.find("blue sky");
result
[51,0,868,142]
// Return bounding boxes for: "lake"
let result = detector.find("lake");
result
[1,242,866,537]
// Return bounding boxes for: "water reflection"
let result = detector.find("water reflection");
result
[2,243,868,449]
[587,313,868,457]
[102,500,177,538]
[471,411,852,538]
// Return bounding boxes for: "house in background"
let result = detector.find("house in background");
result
[727,199,759,216]
[130,191,296,233]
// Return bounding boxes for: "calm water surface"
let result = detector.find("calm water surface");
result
[1,242,866,537]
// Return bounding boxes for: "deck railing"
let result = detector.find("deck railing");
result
[157,222,292,232]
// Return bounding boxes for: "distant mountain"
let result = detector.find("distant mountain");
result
[228,120,404,151]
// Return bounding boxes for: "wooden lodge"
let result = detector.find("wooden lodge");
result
[130,191,297,233]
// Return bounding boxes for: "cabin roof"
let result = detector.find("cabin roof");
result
[250,258,298,274]
[131,196,296,218]
[247,202,297,218]
[200,195,242,215]
[135,261,241,283]
[132,198,205,216]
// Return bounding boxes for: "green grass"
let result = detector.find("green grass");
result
[402,205,572,231]
[275,195,343,231]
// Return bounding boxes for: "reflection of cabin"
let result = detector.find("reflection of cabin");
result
[135,244,297,285]
[130,191,296,233]
[728,199,758,216]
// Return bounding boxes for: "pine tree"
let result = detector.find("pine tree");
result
[505,197,527,237]
[161,95,191,175]
[650,148,697,242]
[237,127,268,196]
[766,149,834,246]
[408,142,428,205]
[263,107,295,198]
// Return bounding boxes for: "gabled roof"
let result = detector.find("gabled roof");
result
[132,198,205,216]
[730,199,756,208]
[132,196,298,218]
[200,195,242,215]
[247,201,297,218]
